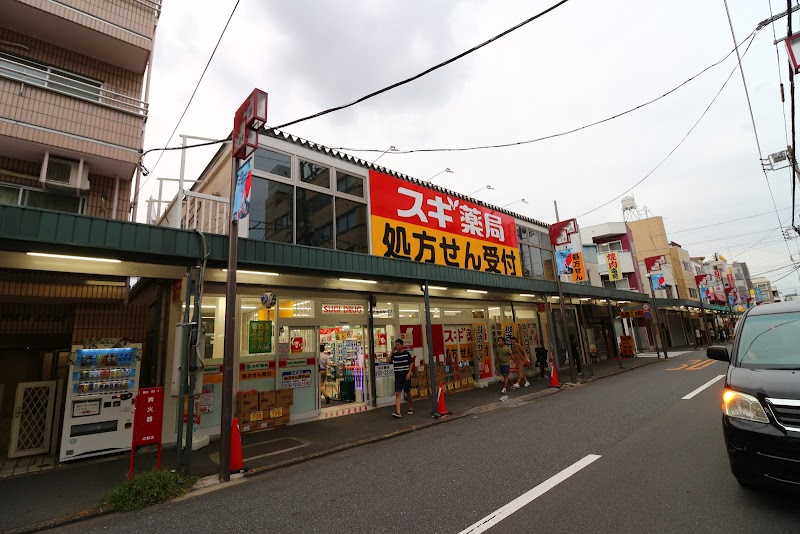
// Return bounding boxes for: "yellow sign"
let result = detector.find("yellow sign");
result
[571,252,586,282]
[606,252,622,282]
[240,369,275,381]
[620,335,634,356]
[371,216,522,276]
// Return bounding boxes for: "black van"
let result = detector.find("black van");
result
[707,301,800,488]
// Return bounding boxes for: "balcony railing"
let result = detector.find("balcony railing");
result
[0,56,148,117]
[147,179,229,235]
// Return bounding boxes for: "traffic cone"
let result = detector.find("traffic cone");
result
[230,417,244,473]
[436,382,450,416]
[548,355,561,388]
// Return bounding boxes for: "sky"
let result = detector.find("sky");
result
[138,0,800,295]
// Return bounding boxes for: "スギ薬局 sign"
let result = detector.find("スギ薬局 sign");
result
[369,171,521,276]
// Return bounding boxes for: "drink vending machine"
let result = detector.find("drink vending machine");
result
[59,342,142,462]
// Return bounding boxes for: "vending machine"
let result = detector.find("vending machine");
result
[59,341,142,462]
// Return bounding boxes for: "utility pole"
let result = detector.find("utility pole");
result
[646,274,668,359]
[551,201,578,384]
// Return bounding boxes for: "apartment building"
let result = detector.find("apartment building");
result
[0,0,161,466]
[580,221,643,292]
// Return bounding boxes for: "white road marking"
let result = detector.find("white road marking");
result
[682,374,725,400]
[459,454,601,534]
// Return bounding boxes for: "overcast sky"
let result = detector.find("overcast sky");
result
[140,0,800,294]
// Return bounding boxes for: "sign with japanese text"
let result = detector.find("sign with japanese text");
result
[248,320,272,354]
[644,255,667,273]
[282,370,312,389]
[233,89,267,159]
[606,252,622,281]
[134,387,163,446]
[474,323,492,379]
[369,171,521,276]
[290,337,304,353]
[571,252,586,282]
[620,336,635,356]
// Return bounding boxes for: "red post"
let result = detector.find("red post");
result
[130,387,164,480]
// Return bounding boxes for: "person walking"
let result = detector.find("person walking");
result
[319,344,331,404]
[569,335,582,375]
[510,336,531,390]
[534,347,549,379]
[390,339,413,418]
[694,327,702,349]
[495,339,512,394]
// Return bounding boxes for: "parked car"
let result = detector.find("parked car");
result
[707,301,800,489]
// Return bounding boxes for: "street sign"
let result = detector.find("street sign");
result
[549,219,578,246]
[644,312,652,320]
[129,387,164,480]
[642,303,651,311]
[232,89,268,160]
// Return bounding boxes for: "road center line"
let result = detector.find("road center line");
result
[458,454,601,534]
[682,374,725,400]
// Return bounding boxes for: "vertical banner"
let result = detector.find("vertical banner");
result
[474,323,491,379]
[651,273,666,291]
[248,320,272,354]
[555,249,573,275]
[232,158,252,221]
[571,252,586,282]
[606,252,622,281]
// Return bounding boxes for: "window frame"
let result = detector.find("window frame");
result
[0,182,86,214]
[298,158,332,190]
[0,50,103,102]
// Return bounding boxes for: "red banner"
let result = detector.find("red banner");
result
[134,387,163,446]
[644,255,667,272]
[369,171,517,248]
[549,219,578,246]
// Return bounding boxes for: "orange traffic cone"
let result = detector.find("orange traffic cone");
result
[230,417,243,473]
[548,355,561,388]
[436,382,450,416]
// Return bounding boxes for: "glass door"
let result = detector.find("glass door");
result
[278,327,318,417]
[319,326,369,405]
[372,325,396,399]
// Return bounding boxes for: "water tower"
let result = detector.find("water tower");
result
[622,195,652,221]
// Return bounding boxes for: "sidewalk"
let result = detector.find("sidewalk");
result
[0,355,662,533]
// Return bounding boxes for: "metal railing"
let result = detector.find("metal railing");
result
[147,178,229,235]
[0,57,148,117]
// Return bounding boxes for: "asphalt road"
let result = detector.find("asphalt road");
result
[52,350,798,534]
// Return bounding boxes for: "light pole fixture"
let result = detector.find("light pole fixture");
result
[501,198,528,209]
[371,145,398,165]
[467,184,494,197]
[426,167,454,182]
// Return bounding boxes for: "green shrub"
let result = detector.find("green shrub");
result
[101,470,197,512]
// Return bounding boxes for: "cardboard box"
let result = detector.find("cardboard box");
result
[273,414,290,426]
[256,418,274,430]
[241,410,264,423]
[239,420,255,433]
[236,390,259,414]
[258,390,276,410]
[410,387,419,399]
[446,381,454,392]
[276,389,294,406]
[453,379,462,390]
[268,406,286,418]
[410,377,418,387]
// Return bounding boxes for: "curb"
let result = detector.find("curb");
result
[3,507,110,534]
[579,357,667,383]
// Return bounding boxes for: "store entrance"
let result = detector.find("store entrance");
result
[319,326,369,412]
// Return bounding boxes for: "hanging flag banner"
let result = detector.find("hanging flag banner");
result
[644,255,667,272]
[555,249,573,275]
[606,252,622,281]
[232,158,252,221]
[571,252,586,282]
[695,274,712,287]
[755,288,763,303]
[651,273,666,291]
[369,170,521,276]
[698,287,711,301]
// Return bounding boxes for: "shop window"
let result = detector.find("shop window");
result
[25,189,84,214]
[529,230,542,245]
[250,176,293,242]
[253,147,291,179]
[519,244,533,278]
[299,159,331,189]
[296,189,333,249]
[443,309,471,318]
[335,198,368,253]
[278,299,315,319]
[472,309,487,318]
[398,305,420,319]
[530,247,544,277]
[336,171,364,197]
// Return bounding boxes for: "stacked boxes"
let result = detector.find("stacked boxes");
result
[411,363,431,399]
[236,388,294,433]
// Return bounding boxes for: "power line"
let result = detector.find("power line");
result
[767,0,791,146]
[136,0,241,198]
[332,30,755,156]
[273,0,572,130]
[666,206,792,234]
[574,30,761,220]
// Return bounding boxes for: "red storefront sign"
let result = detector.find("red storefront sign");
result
[549,219,578,246]
[369,171,521,276]
[644,255,666,272]
[232,89,268,159]
[129,387,164,479]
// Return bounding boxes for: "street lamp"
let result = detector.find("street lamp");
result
[467,184,494,197]
[371,145,398,165]
[501,198,528,209]
[426,167,454,182]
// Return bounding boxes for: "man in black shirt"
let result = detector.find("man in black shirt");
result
[390,338,414,418]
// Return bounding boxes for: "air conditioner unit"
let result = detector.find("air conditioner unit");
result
[45,157,90,190]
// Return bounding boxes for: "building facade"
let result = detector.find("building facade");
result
[0,0,161,463]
